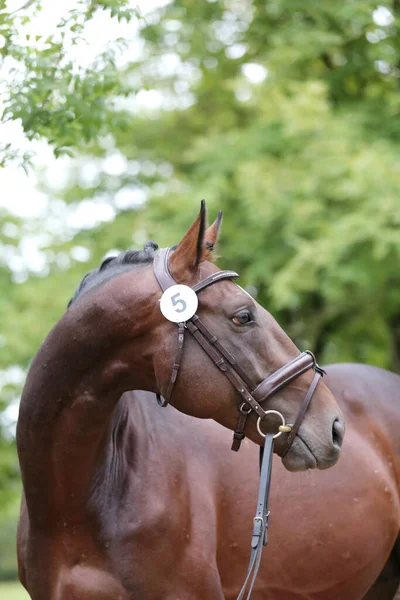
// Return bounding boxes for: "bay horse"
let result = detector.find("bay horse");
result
[16,203,346,599]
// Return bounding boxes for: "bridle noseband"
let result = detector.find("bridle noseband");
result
[153,247,327,599]
[153,247,325,456]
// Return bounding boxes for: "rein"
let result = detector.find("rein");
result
[237,436,274,600]
[153,247,325,598]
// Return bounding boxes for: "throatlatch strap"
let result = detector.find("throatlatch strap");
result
[236,433,274,600]
[153,247,239,406]
[157,322,186,407]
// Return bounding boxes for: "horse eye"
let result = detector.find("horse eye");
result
[231,311,252,326]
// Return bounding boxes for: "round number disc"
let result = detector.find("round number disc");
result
[160,284,198,323]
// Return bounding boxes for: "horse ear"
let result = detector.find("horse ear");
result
[203,210,222,261]
[169,200,208,278]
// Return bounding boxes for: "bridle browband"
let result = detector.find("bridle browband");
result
[153,247,326,599]
[153,247,325,456]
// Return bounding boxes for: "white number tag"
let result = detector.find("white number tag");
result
[160,284,198,323]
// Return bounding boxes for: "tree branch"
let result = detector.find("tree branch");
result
[9,0,35,15]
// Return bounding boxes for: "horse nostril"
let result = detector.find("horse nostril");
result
[332,418,344,448]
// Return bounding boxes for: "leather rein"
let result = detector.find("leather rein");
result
[153,247,325,598]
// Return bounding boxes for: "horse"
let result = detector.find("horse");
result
[16,202,345,599]
[17,375,400,599]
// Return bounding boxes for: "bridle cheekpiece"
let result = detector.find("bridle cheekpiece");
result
[153,247,324,455]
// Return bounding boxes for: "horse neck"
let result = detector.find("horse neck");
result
[90,392,161,508]
[17,285,156,525]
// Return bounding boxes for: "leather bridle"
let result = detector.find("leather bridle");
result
[153,247,327,599]
[153,247,325,456]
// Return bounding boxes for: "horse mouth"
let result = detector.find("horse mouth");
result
[282,429,341,472]
[281,433,318,471]
[297,434,318,468]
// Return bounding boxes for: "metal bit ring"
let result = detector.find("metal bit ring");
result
[256,410,292,439]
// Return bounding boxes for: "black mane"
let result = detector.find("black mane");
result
[68,241,159,307]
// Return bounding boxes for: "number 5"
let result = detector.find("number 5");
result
[171,292,187,313]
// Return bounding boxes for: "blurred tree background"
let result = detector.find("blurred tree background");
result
[1,0,400,585]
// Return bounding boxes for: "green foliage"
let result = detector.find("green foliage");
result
[112,0,400,368]
[0,513,19,581]
[0,0,140,167]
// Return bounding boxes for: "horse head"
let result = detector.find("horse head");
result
[69,202,344,472]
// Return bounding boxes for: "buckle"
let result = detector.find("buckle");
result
[239,401,252,415]
[305,350,326,376]
[314,364,326,376]
[252,516,264,536]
